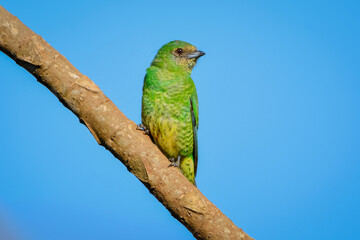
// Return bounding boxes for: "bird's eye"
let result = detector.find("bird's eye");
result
[176,48,184,55]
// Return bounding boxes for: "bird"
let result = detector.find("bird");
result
[138,40,205,185]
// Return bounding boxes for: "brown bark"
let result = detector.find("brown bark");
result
[0,5,253,240]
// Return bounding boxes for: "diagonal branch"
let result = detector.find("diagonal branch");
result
[0,5,253,240]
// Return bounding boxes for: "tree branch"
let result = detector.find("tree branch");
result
[0,5,253,240]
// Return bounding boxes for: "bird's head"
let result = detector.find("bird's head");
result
[151,40,205,73]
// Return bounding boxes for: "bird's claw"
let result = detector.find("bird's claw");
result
[137,123,150,135]
[168,156,181,168]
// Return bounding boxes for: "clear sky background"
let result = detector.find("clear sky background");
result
[0,1,359,239]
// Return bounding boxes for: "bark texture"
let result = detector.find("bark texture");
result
[0,5,253,240]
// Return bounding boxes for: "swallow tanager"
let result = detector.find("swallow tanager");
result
[139,40,205,185]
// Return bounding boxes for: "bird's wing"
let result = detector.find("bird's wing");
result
[190,92,199,176]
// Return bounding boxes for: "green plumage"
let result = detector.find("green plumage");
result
[141,40,204,185]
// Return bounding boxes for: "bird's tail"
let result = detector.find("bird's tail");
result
[180,156,196,186]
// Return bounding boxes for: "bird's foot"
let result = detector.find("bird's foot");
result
[136,123,150,135]
[168,155,181,168]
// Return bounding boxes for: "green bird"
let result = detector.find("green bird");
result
[139,40,205,185]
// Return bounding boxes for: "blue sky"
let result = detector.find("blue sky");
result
[1,1,359,239]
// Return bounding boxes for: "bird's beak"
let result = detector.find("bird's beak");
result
[186,50,206,59]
